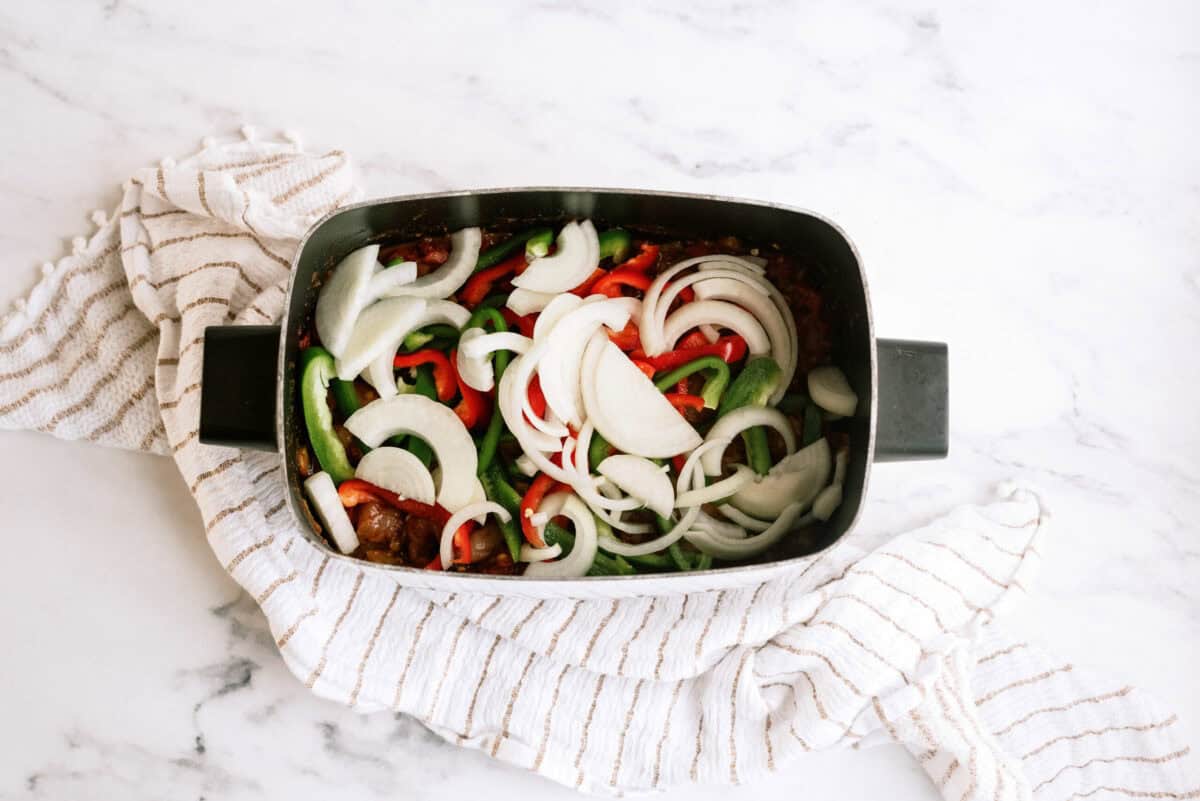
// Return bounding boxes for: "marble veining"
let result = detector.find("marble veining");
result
[1,0,1197,798]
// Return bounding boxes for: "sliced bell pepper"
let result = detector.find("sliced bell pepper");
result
[460,252,526,307]
[607,320,641,351]
[598,229,633,263]
[299,347,355,484]
[588,431,614,471]
[479,463,524,560]
[718,356,783,475]
[525,229,555,259]
[448,348,489,429]
[631,359,656,379]
[652,355,731,409]
[635,335,748,372]
[526,375,547,420]
[592,267,653,298]
[500,307,537,338]
[424,555,443,571]
[393,350,455,402]
[543,522,636,575]
[519,472,557,547]
[615,243,659,272]
[452,521,475,565]
[474,226,553,272]
[336,478,451,526]
[664,393,705,413]
[569,267,608,297]
[679,330,710,349]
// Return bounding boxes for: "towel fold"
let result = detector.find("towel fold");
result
[1,130,1193,798]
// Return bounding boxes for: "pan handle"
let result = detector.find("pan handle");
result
[198,325,280,451]
[873,338,948,462]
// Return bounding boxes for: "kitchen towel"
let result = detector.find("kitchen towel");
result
[0,130,1194,799]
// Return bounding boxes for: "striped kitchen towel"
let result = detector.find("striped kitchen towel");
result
[0,129,1194,799]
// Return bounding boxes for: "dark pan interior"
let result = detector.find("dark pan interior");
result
[281,189,874,572]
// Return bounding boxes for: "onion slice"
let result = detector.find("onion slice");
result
[507,288,557,316]
[354,447,436,505]
[303,471,359,554]
[728,437,831,519]
[520,543,563,563]
[364,260,418,302]
[700,406,796,475]
[345,395,478,512]
[675,464,755,508]
[808,365,858,417]
[717,504,773,532]
[581,336,702,458]
[685,503,813,561]
[597,455,675,518]
[512,220,600,294]
[382,227,482,299]
[524,492,598,578]
[439,501,511,569]
[364,299,470,397]
[456,329,532,392]
[661,299,770,356]
[538,297,636,428]
[533,293,585,341]
[335,296,429,381]
[314,245,380,359]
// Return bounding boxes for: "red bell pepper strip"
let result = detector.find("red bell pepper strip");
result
[631,359,656,379]
[424,555,443,571]
[664,393,705,412]
[672,454,687,475]
[592,267,653,298]
[519,473,557,547]
[337,479,451,526]
[453,522,475,565]
[459,253,526,307]
[393,350,456,402]
[616,243,659,272]
[526,375,547,420]
[636,336,748,372]
[569,267,607,297]
[449,349,489,429]
[679,330,710,349]
[607,320,641,351]
[676,378,689,394]
[501,307,537,338]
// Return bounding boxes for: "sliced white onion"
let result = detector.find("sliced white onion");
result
[382,227,482,299]
[685,503,813,561]
[315,245,380,359]
[675,464,755,508]
[811,484,843,521]
[595,455,705,557]
[597,454,675,518]
[345,395,478,512]
[692,276,795,403]
[651,267,769,344]
[538,297,636,428]
[569,421,642,513]
[717,503,773,532]
[808,365,858,417]
[439,501,511,570]
[514,453,538,477]
[520,542,563,563]
[303,471,360,554]
[363,299,470,398]
[499,346,577,481]
[512,220,600,294]
[532,292,585,341]
[525,493,598,578]
[639,255,729,355]
[507,287,558,316]
[700,406,797,475]
[581,336,702,458]
[335,296,428,381]
[364,260,418,302]
[661,299,770,356]
[693,510,748,540]
[728,437,831,519]
[354,447,436,505]
[456,328,532,392]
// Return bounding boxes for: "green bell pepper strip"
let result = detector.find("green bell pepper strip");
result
[652,355,730,409]
[475,226,554,273]
[598,229,632,263]
[693,552,714,571]
[477,293,510,310]
[776,393,809,416]
[479,463,524,560]
[401,366,437,466]
[329,377,372,453]
[525,229,554,259]
[588,431,614,471]
[668,541,693,571]
[299,347,355,484]
[402,324,461,352]
[469,308,512,474]
[718,356,783,476]
[543,522,636,576]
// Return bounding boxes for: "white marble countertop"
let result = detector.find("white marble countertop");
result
[2,1,1197,798]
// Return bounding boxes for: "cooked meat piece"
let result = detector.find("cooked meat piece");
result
[355,501,404,547]
[404,514,441,565]
[470,522,505,562]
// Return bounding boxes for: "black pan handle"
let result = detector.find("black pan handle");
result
[198,325,280,451]
[873,338,948,462]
